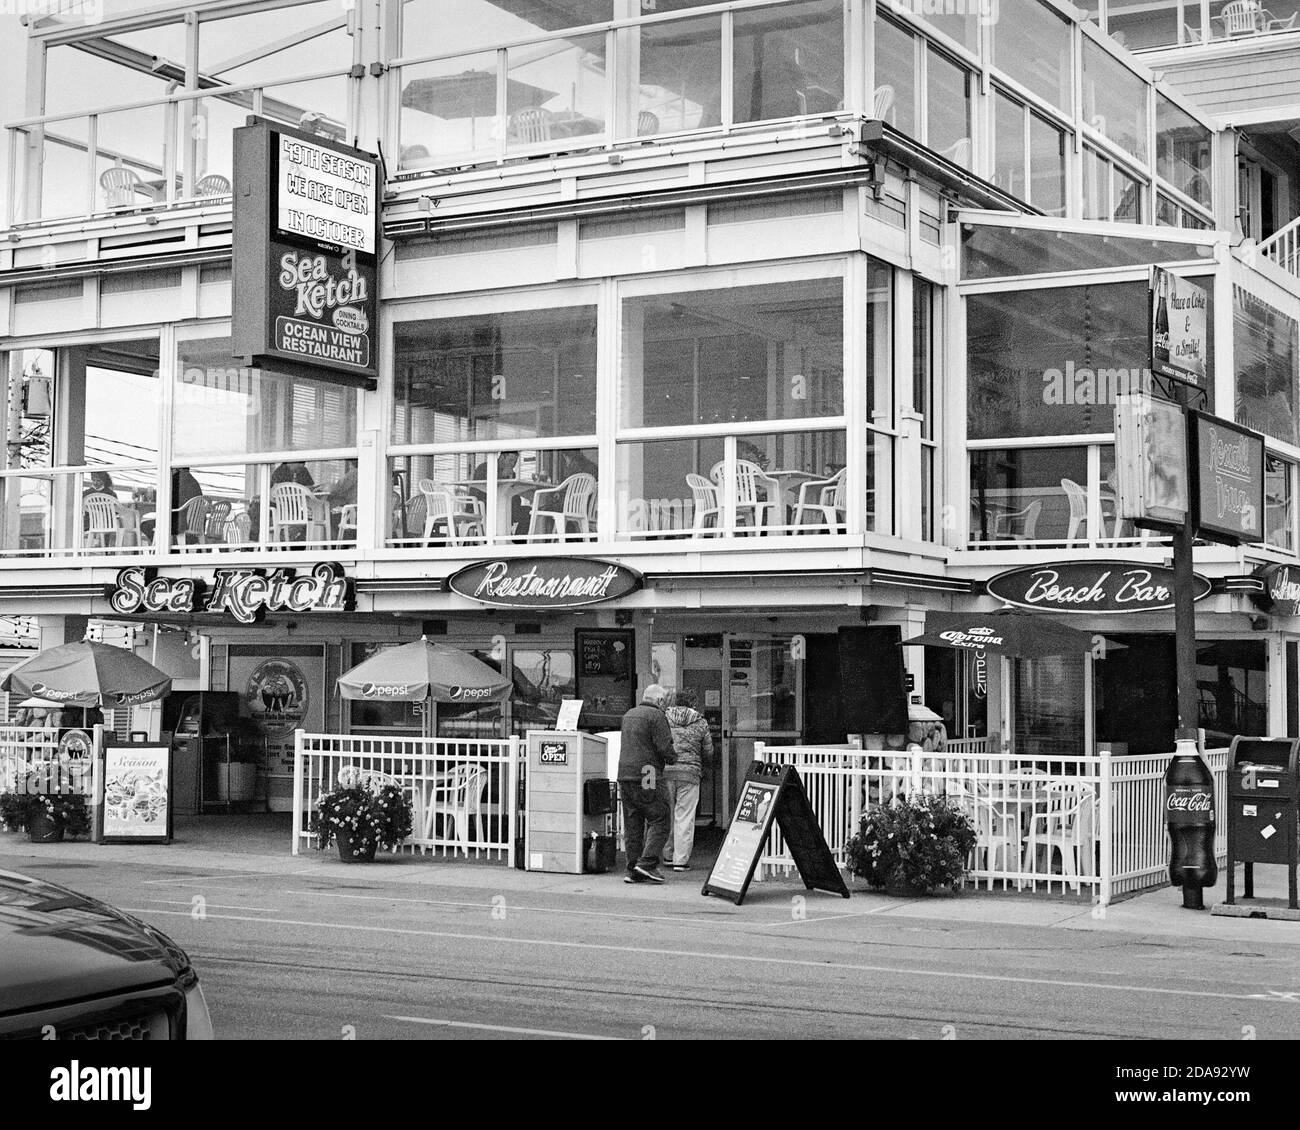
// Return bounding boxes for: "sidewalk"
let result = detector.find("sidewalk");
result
[3,817,1298,946]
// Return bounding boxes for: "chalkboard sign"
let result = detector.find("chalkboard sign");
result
[574,629,635,730]
[702,761,849,905]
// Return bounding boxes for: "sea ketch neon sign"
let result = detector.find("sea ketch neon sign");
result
[107,563,353,625]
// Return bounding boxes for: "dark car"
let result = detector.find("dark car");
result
[0,869,213,1040]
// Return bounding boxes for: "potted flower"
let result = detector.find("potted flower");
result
[844,793,976,896]
[0,761,92,843]
[310,777,413,862]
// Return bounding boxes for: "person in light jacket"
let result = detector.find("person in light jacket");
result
[662,686,712,872]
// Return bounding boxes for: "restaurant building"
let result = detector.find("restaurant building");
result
[2,0,1300,820]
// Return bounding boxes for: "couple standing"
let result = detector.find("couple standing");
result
[618,684,713,884]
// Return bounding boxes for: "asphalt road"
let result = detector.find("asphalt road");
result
[9,854,1300,1041]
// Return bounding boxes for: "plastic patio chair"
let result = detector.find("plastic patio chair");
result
[528,473,596,542]
[1061,478,1089,546]
[423,765,486,856]
[418,481,484,547]
[202,498,232,544]
[794,469,847,534]
[637,110,660,136]
[268,483,329,544]
[686,473,721,536]
[992,499,1043,543]
[1219,0,1264,35]
[1024,786,1096,891]
[195,173,231,197]
[99,166,145,209]
[872,85,895,123]
[509,108,553,143]
[82,492,133,549]
[174,495,211,549]
[712,460,779,535]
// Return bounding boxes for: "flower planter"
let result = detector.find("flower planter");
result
[335,830,377,863]
[884,882,925,898]
[28,809,64,844]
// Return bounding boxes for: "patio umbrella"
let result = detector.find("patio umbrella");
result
[1,640,172,708]
[336,637,512,737]
[899,610,1117,661]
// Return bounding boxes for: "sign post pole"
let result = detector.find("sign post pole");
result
[1170,384,1200,743]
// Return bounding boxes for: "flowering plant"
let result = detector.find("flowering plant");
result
[844,793,976,893]
[310,780,413,853]
[0,759,91,837]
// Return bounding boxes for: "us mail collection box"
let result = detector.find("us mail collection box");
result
[1225,736,1300,909]
[524,730,609,874]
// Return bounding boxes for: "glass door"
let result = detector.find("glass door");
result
[723,635,802,812]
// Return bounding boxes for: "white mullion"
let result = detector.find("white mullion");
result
[844,254,868,538]
[720,8,734,129]
[596,275,618,546]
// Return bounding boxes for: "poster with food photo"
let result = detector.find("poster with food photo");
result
[101,745,172,843]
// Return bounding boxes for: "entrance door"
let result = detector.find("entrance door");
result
[722,635,802,812]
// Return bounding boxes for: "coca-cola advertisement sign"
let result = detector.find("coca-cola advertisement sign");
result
[986,561,1211,615]
[1166,787,1215,825]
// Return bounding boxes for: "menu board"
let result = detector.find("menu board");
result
[1192,412,1265,546]
[100,742,172,844]
[703,762,849,906]
[574,629,635,730]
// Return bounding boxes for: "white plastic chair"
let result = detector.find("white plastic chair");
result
[423,765,486,856]
[268,483,329,544]
[940,137,971,166]
[509,108,553,143]
[337,503,358,542]
[1220,0,1263,35]
[1061,478,1089,546]
[794,469,847,533]
[82,492,133,549]
[174,495,210,549]
[528,473,596,542]
[993,499,1042,543]
[418,481,484,546]
[872,85,895,122]
[1264,8,1299,31]
[686,473,721,536]
[712,460,779,534]
[196,173,231,197]
[963,791,1025,889]
[637,109,660,136]
[99,166,145,208]
[1024,786,1096,891]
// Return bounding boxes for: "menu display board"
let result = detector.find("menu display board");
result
[702,761,849,906]
[99,742,172,844]
[574,629,635,731]
[1191,412,1265,546]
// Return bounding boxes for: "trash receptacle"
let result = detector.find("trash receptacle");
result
[523,730,609,874]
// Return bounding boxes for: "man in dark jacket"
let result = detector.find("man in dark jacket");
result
[618,684,676,884]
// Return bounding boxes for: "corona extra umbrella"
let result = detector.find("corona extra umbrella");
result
[1,640,172,708]
[336,637,512,737]
[899,610,1118,661]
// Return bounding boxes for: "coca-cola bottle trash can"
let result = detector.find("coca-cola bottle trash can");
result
[1166,736,1217,910]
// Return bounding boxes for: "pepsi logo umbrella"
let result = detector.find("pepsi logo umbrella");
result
[1,640,172,708]
[900,610,1115,660]
[337,637,511,706]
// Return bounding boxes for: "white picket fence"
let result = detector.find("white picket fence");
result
[293,731,522,864]
[0,726,62,789]
[756,740,1229,905]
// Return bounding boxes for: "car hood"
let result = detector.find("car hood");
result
[0,869,191,1015]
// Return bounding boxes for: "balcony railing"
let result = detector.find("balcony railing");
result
[4,70,353,227]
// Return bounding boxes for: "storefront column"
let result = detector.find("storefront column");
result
[1268,631,1288,736]
[897,606,928,705]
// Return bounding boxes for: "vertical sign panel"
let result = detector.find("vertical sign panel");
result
[1151,267,1208,389]
[1192,412,1265,546]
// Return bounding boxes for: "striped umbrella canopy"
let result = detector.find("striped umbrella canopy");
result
[1,640,172,708]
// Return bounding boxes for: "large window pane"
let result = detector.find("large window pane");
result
[733,0,844,123]
[873,17,915,135]
[927,48,971,164]
[992,0,1071,110]
[1029,113,1067,216]
[970,447,1088,545]
[619,279,843,429]
[393,308,598,446]
[44,42,176,116]
[175,338,358,458]
[629,13,723,134]
[993,91,1026,201]
[1015,655,1085,759]
[914,4,982,52]
[505,33,607,152]
[1082,37,1149,162]
[64,340,161,468]
[399,52,500,165]
[1235,286,1300,446]
[1106,0,1186,49]
[1266,456,1294,552]
[1157,96,1213,208]
[968,282,1216,440]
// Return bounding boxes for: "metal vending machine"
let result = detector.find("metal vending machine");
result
[523,730,610,874]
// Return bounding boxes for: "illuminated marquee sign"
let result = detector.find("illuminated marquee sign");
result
[986,562,1212,614]
[232,119,378,387]
[107,563,353,625]
[447,558,643,609]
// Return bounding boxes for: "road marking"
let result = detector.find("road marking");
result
[146,899,279,912]
[280,887,761,929]
[124,907,1288,1005]
[384,1015,620,1040]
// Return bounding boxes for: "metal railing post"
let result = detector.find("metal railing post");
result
[507,735,520,870]
[1099,750,1113,907]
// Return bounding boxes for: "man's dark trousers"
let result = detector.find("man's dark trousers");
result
[620,779,671,869]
